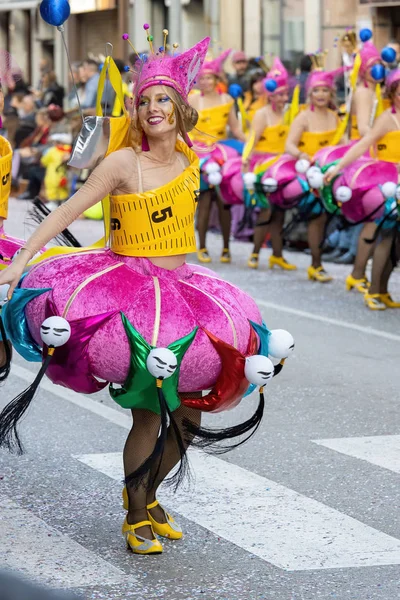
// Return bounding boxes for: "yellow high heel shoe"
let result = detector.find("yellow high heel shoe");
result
[307,266,333,283]
[379,293,400,308]
[247,253,259,269]
[122,518,163,555]
[197,248,211,263]
[269,256,297,271]
[345,274,370,294]
[122,488,182,540]
[220,248,231,264]
[147,500,183,540]
[364,293,386,311]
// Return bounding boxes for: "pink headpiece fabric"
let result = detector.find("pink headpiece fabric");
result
[265,57,289,94]
[306,68,345,92]
[359,41,381,77]
[385,68,400,89]
[199,48,231,77]
[134,37,210,104]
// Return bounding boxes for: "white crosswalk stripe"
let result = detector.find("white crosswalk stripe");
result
[0,496,133,588]
[313,435,400,474]
[74,450,400,571]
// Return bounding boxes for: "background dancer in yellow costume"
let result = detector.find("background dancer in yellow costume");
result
[285,57,342,283]
[242,57,297,271]
[189,49,246,264]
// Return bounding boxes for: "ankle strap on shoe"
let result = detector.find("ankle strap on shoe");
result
[146,500,159,510]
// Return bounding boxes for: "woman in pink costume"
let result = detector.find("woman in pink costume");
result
[345,40,387,294]
[242,57,296,271]
[0,31,292,555]
[326,69,400,311]
[189,49,246,264]
[285,65,341,283]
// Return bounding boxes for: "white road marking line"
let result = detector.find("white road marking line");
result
[313,435,400,475]
[0,495,132,588]
[254,298,400,343]
[74,452,400,571]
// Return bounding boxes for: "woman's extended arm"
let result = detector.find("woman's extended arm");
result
[0,148,133,296]
[324,112,393,183]
[284,111,308,159]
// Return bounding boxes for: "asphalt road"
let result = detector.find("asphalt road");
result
[0,198,399,600]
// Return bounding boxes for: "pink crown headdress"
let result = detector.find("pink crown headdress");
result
[199,48,231,77]
[359,41,381,76]
[265,57,289,94]
[123,25,210,104]
[306,68,346,92]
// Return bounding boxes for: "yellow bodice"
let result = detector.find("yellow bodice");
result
[109,141,199,257]
[372,130,400,163]
[0,136,13,220]
[297,129,337,159]
[190,101,233,146]
[255,123,289,154]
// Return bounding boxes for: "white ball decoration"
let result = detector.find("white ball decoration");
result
[395,185,400,201]
[268,329,295,359]
[0,283,9,307]
[207,171,223,186]
[243,172,257,190]
[381,181,397,199]
[327,165,336,174]
[244,355,275,387]
[262,177,278,194]
[306,167,324,190]
[40,316,71,348]
[295,158,311,174]
[146,347,178,380]
[334,186,352,203]
[204,161,221,175]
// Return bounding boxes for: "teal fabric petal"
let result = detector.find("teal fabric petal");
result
[243,320,271,397]
[2,287,51,362]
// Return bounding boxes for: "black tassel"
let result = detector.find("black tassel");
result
[236,206,255,235]
[0,349,54,454]
[364,207,398,244]
[184,387,266,455]
[162,401,191,491]
[29,197,82,248]
[124,380,168,490]
[0,315,12,382]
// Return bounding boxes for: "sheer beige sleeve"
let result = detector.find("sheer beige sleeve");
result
[22,148,138,259]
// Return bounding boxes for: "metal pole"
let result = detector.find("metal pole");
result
[169,0,182,47]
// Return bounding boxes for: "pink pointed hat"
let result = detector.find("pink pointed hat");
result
[265,57,289,94]
[128,30,210,104]
[359,41,381,76]
[306,67,345,91]
[199,48,232,77]
[386,68,400,89]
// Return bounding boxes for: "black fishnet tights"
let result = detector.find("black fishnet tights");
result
[252,208,284,256]
[197,190,231,251]
[307,213,327,268]
[370,234,399,295]
[123,400,201,539]
[351,222,376,280]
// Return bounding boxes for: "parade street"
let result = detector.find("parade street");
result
[1,199,399,600]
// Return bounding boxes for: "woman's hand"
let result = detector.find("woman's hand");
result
[323,165,340,185]
[0,251,31,300]
[298,152,310,162]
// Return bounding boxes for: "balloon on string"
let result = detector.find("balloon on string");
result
[381,46,397,64]
[40,0,70,27]
[265,78,278,93]
[228,83,243,99]
[359,29,372,43]
[370,63,385,81]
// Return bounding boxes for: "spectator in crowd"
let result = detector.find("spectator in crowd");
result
[12,94,37,148]
[34,70,65,108]
[66,61,84,111]
[227,51,252,92]
[297,54,312,104]
[80,59,100,109]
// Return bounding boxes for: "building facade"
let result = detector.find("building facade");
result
[0,0,399,89]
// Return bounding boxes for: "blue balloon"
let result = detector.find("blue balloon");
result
[265,78,278,93]
[371,63,385,81]
[359,28,372,43]
[381,46,397,64]
[228,83,243,99]
[40,0,70,27]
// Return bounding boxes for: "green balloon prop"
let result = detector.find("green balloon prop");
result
[109,313,197,413]
[319,162,341,215]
